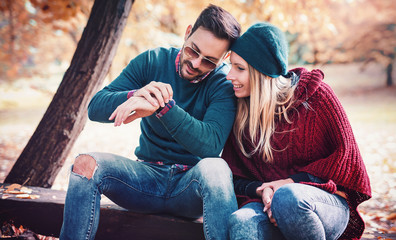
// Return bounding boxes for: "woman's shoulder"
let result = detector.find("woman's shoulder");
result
[291,67,341,103]
[291,67,325,103]
[291,68,347,121]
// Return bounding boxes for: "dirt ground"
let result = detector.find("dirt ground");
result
[0,63,395,237]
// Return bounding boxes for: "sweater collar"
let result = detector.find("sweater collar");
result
[290,68,324,108]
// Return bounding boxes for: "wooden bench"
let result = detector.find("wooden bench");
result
[0,184,204,239]
[1,184,394,240]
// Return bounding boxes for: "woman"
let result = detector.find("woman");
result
[222,22,371,240]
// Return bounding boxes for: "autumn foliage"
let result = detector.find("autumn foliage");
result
[0,0,395,85]
[1,220,57,239]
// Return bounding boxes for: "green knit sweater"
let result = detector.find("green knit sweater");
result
[88,47,236,165]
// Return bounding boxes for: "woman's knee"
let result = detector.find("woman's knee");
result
[273,184,307,205]
[228,208,256,229]
[271,184,310,217]
[228,205,279,240]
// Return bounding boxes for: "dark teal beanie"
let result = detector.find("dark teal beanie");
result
[231,22,288,78]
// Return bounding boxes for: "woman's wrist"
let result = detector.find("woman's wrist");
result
[256,178,294,197]
[256,187,262,197]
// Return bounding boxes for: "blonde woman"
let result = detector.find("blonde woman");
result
[221,22,371,240]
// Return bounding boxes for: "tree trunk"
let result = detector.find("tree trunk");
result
[5,0,134,187]
[386,62,393,87]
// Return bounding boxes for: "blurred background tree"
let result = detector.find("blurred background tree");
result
[342,0,396,86]
[0,0,92,79]
[1,0,395,85]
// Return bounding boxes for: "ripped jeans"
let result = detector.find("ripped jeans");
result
[59,152,237,240]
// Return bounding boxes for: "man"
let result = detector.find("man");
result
[60,4,241,240]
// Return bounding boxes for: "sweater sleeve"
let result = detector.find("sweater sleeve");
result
[157,82,237,158]
[300,82,371,197]
[233,177,262,198]
[87,51,150,123]
[289,172,311,183]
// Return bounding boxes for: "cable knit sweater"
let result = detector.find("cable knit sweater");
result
[221,68,371,239]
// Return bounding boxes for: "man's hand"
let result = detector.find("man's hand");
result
[134,81,173,107]
[256,178,294,226]
[109,97,158,126]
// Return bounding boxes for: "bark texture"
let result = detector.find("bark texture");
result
[5,0,134,187]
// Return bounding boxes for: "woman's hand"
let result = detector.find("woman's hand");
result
[256,178,294,226]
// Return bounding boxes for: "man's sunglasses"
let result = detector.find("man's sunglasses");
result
[183,45,218,69]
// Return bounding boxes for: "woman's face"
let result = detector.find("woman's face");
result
[226,52,250,98]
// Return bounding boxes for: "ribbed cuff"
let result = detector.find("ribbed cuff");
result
[156,99,176,118]
[245,181,263,198]
[127,89,137,99]
[289,172,311,183]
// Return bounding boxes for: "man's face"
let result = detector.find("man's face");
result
[180,26,230,80]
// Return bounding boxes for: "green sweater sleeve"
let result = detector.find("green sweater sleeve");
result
[87,51,149,122]
[158,84,236,158]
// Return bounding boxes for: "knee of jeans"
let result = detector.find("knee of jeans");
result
[72,154,98,180]
[228,208,258,229]
[196,158,232,184]
[272,184,309,215]
[228,210,247,228]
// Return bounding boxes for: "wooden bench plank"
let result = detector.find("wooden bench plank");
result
[2,184,394,240]
[0,184,204,239]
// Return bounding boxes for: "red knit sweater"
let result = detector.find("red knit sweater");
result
[221,68,371,239]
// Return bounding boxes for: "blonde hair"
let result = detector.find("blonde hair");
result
[233,65,296,163]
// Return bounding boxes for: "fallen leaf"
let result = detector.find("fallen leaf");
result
[361,233,376,239]
[5,183,22,191]
[28,194,40,199]
[4,190,23,194]
[2,194,11,199]
[20,186,33,194]
[386,212,396,221]
[377,227,391,233]
[1,184,36,198]
[15,194,30,199]
[14,194,40,199]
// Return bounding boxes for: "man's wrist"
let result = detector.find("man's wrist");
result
[127,90,137,99]
[156,99,176,118]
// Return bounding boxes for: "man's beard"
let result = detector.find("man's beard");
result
[180,59,205,80]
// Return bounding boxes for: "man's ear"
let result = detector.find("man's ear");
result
[184,25,193,41]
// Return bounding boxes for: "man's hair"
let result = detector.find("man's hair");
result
[191,4,241,48]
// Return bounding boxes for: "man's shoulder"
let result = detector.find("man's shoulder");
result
[145,46,179,58]
[126,47,176,69]
[133,47,178,69]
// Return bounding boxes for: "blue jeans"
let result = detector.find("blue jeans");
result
[228,183,350,240]
[60,152,237,240]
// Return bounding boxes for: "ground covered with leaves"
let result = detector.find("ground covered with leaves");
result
[0,64,395,238]
[1,220,57,239]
